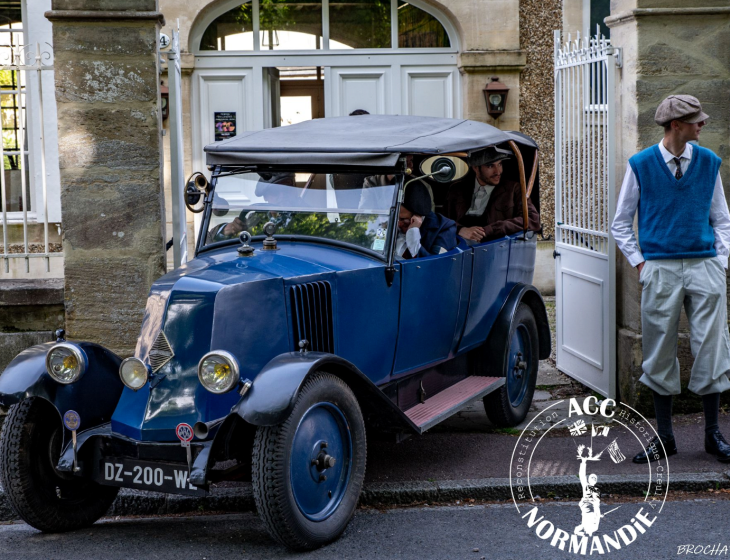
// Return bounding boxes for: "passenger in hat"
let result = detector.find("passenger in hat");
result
[359,154,434,214]
[611,94,730,464]
[444,146,540,242]
[396,181,457,259]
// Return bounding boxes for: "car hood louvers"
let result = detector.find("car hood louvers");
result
[148,331,174,373]
[290,281,334,354]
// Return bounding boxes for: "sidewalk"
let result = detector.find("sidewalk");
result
[365,363,730,483]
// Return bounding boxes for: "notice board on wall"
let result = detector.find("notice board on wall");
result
[214,112,237,141]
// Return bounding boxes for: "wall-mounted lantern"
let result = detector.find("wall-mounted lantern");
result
[160,83,169,121]
[483,77,509,119]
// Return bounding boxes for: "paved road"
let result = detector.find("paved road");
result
[1,499,727,560]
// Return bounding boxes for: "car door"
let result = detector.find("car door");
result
[458,237,512,352]
[393,248,465,375]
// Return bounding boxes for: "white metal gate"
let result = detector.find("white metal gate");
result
[0,43,61,274]
[553,30,621,398]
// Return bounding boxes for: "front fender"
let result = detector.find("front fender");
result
[0,342,125,432]
[487,283,551,361]
[231,352,416,433]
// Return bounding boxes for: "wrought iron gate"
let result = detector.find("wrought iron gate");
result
[553,30,621,397]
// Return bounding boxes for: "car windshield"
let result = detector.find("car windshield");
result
[204,171,399,255]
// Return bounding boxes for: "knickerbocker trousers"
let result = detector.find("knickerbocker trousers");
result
[640,257,730,395]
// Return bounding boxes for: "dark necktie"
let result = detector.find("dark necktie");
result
[673,157,683,180]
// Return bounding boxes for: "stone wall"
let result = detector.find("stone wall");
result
[47,1,167,357]
[0,279,63,372]
[519,0,562,239]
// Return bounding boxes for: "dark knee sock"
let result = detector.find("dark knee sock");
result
[652,390,674,441]
[703,393,721,435]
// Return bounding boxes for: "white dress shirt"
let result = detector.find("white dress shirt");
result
[466,177,496,216]
[395,227,421,258]
[611,141,730,268]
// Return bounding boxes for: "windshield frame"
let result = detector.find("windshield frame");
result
[195,165,403,262]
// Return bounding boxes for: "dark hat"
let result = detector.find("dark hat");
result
[467,146,512,167]
[655,95,709,126]
[403,181,432,217]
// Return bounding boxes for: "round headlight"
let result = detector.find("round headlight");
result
[120,357,149,391]
[45,343,86,384]
[198,351,239,394]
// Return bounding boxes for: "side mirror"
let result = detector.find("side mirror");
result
[420,156,469,183]
[185,172,210,213]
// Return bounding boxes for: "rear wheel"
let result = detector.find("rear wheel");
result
[252,373,366,551]
[0,397,119,532]
[483,303,539,427]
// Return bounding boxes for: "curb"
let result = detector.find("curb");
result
[1,472,729,522]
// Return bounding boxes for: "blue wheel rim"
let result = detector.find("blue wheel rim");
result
[507,324,531,407]
[290,402,352,522]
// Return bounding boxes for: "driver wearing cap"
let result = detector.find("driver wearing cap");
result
[396,181,457,259]
[445,146,540,242]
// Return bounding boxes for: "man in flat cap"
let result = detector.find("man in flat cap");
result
[612,94,730,464]
[445,146,540,242]
[396,181,457,259]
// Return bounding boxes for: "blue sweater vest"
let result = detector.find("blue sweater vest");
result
[629,144,721,260]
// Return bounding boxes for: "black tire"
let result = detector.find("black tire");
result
[252,372,366,551]
[0,397,119,532]
[483,303,539,427]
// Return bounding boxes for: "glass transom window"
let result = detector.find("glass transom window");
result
[199,0,451,51]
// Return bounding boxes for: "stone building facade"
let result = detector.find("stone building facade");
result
[154,0,609,256]
[1,0,602,363]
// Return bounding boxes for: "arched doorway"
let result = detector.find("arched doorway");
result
[189,0,461,170]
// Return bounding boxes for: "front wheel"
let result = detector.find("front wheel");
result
[0,397,119,532]
[252,373,366,551]
[483,303,539,427]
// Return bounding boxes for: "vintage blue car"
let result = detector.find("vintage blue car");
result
[0,116,549,550]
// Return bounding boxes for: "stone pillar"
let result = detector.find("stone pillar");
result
[607,0,730,412]
[46,1,166,356]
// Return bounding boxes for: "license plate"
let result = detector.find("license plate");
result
[95,458,208,496]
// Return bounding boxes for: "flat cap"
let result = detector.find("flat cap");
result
[403,180,432,217]
[467,146,512,167]
[655,95,709,126]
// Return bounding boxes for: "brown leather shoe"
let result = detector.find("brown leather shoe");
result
[632,435,677,464]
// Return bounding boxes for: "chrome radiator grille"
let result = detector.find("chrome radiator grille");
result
[289,281,334,354]
[149,331,174,373]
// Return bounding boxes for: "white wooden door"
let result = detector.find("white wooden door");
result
[325,63,458,118]
[554,31,620,398]
[400,66,457,118]
[192,69,256,173]
[324,66,391,116]
[191,69,256,240]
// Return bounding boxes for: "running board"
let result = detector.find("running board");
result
[404,376,504,433]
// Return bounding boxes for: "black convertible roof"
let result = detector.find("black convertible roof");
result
[204,115,538,167]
